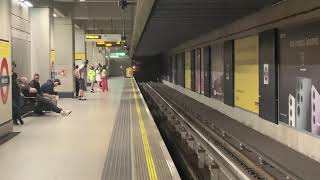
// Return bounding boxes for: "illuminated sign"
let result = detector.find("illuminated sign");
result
[85,34,121,42]
[96,41,106,45]
[85,35,101,40]
[96,41,121,47]
[116,52,126,56]
[109,52,128,59]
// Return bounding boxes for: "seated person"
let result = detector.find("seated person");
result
[40,79,60,96]
[28,73,41,93]
[19,77,71,116]
[40,79,61,103]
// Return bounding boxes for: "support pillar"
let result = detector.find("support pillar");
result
[54,16,74,98]
[30,8,53,83]
[0,0,12,137]
[74,27,85,67]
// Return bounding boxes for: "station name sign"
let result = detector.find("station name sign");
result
[85,34,121,42]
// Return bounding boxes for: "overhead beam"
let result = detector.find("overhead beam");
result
[73,17,132,20]
[130,0,156,58]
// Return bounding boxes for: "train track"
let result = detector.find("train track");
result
[140,82,301,180]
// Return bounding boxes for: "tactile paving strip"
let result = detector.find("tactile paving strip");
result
[101,79,180,180]
[101,83,132,180]
[131,79,180,180]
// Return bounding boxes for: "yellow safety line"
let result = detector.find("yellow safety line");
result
[131,78,159,180]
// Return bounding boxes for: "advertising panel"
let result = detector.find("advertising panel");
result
[0,39,12,124]
[172,55,176,84]
[195,48,201,93]
[224,41,234,106]
[204,46,211,97]
[191,50,196,91]
[259,29,278,124]
[234,35,259,113]
[211,43,224,101]
[50,50,56,63]
[168,57,172,82]
[75,52,85,60]
[279,22,320,135]
[201,48,205,94]
[185,51,191,89]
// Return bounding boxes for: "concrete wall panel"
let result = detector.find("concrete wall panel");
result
[0,0,13,137]
[30,8,51,83]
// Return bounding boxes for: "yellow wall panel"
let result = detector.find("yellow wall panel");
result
[75,52,85,60]
[185,51,191,89]
[234,35,259,113]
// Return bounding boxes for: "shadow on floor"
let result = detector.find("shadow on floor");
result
[0,132,20,146]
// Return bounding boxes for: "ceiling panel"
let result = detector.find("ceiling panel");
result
[134,0,282,56]
[48,0,135,44]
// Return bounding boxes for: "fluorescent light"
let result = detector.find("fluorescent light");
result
[53,13,57,17]
[24,1,34,7]
[79,0,86,1]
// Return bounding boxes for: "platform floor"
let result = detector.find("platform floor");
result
[0,77,179,180]
[101,78,180,180]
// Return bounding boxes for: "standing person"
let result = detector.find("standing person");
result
[28,73,41,93]
[78,60,89,100]
[101,65,108,92]
[12,72,24,125]
[95,65,102,90]
[88,66,96,93]
[74,65,80,98]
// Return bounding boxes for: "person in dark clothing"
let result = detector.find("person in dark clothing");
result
[28,73,41,93]
[11,73,24,125]
[77,60,89,100]
[40,79,61,96]
[74,65,80,98]
[19,77,71,116]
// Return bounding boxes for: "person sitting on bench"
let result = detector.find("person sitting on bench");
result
[19,77,71,116]
[40,79,60,96]
[40,79,61,103]
[28,73,41,93]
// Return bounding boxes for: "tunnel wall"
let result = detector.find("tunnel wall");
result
[133,54,164,82]
[108,59,130,77]
[164,0,320,162]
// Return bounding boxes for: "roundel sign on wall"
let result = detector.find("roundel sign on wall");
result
[0,58,10,104]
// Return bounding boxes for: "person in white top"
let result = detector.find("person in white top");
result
[96,64,102,90]
[77,60,89,100]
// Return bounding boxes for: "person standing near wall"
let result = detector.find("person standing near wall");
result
[101,65,108,92]
[78,60,89,100]
[74,65,80,98]
[12,72,24,125]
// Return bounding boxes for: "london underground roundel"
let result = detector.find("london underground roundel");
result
[0,58,10,104]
